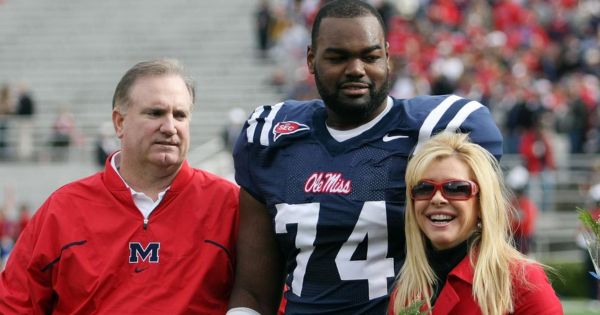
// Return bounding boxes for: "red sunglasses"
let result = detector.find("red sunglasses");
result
[410,179,479,201]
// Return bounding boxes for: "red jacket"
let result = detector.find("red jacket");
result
[0,158,239,314]
[389,256,563,315]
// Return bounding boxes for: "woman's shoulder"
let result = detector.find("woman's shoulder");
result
[512,261,564,314]
[519,261,549,280]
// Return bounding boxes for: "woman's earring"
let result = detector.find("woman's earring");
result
[477,219,482,230]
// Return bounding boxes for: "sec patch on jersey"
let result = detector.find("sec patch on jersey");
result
[273,121,310,142]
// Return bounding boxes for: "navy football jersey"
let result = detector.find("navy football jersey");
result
[233,95,502,314]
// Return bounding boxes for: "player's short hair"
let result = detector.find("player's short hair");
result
[311,0,386,49]
[112,59,195,112]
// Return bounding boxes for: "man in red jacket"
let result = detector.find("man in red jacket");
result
[506,165,538,254]
[0,59,240,314]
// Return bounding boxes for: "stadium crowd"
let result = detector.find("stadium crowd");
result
[258,0,600,156]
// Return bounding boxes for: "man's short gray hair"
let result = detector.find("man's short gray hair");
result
[112,59,195,112]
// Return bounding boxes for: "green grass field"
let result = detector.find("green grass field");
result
[545,260,600,314]
[562,299,600,315]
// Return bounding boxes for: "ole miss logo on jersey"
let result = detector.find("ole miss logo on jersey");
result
[304,172,352,194]
[273,121,309,141]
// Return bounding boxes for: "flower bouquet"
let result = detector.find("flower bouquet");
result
[577,207,600,279]
[397,300,429,315]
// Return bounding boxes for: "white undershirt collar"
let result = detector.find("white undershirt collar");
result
[110,152,169,219]
[327,97,393,142]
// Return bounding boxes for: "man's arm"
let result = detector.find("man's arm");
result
[228,188,285,314]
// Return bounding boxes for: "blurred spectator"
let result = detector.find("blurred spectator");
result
[269,2,293,46]
[256,0,274,59]
[265,0,314,93]
[372,0,397,33]
[429,41,464,95]
[0,209,6,248]
[504,90,540,153]
[94,121,119,168]
[14,83,35,161]
[582,74,600,153]
[392,0,419,19]
[562,83,590,154]
[506,165,538,255]
[0,236,12,271]
[270,20,310,93]
[15,83,34,117]
[221,107,246,152]
[519,110,556,211]
[14,203,30,241]
[49,105,81,161]
[0,84,13,160]
[285,65,319,100]
[0,185,15,271]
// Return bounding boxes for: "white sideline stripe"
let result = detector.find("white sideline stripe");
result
[413,95,462,154]
[246,106,265,144]
[259,102,284,146]
[444,101,483,132]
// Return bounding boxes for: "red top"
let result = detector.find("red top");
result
[510,196,538,237]
[519,129,556,174]
[389,256,563,315]
[0,156,240,314]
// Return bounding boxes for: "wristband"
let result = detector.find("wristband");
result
[226,307,262,315]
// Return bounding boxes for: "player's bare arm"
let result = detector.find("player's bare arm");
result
[229,188,285,314]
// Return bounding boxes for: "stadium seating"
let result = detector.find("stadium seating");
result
[0,0,282,158]
[0,0,284,212]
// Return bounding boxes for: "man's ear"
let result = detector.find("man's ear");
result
[112,109,125,139]
[385,41,391,73]
[307,45,315,74]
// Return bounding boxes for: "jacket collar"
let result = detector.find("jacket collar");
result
[449,254,474,284]
[431,255,479,315]
[102,151,193,200]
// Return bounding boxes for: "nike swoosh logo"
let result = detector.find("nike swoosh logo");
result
[382,134,409,142]
[134,267,148,273]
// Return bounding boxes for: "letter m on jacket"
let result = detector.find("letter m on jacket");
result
[129,242,160,263]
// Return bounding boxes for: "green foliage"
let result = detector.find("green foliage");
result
[545,260,588,298]
[397,300,430,315]
[577,207,600,238]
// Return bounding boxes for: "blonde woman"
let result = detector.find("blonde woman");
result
[389,132,562,315]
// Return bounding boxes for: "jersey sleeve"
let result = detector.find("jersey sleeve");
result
[232,124,259,200]
[233,101,315,202]
[232,103,284,202]
[408,95,503,160]
[457,104,503,160]
[0,199,54,313]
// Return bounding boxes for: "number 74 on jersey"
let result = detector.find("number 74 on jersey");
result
[275,201,395,300]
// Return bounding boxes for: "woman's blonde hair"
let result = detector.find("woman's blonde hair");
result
[392,132,533,315]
